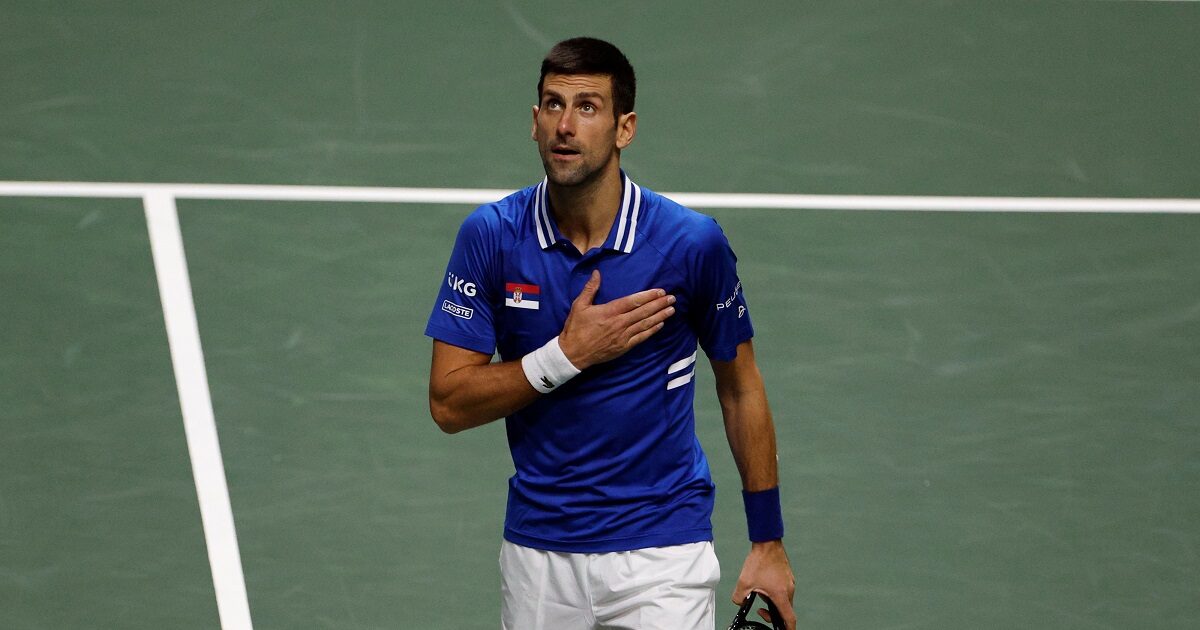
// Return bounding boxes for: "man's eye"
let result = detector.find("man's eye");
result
[581,103,595,113]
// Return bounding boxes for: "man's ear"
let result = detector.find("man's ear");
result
[615,111,637,150]
[531,105,540,141]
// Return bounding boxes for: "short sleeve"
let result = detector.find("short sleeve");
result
[424,207,500,355]
[687,216,754,361]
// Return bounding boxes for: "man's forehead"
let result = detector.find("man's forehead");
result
[541,73,613,98]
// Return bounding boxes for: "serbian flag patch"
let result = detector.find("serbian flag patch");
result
[505,282,540,310]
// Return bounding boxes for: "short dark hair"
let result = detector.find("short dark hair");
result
[538,37,636,119]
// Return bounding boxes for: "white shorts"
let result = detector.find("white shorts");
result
[500,539,721,630]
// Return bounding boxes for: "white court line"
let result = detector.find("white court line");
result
[0,180,1198,212]
[144,193,254,630]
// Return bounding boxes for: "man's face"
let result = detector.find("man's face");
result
[532,73,636,187]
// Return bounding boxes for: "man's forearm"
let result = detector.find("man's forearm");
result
[429,354,539,434]
[718,375,780,492]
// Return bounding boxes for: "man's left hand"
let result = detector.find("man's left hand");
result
[732,539,796,629]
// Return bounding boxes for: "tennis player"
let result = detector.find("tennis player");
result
[426,37,795,629]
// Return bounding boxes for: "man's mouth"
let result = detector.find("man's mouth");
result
[551,146,580,157]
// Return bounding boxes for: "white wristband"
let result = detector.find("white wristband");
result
[521,336,581,394]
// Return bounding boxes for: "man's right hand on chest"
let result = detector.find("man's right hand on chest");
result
[558,270,676,370]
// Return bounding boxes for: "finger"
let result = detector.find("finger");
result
[572,270,601,307]
[760,592,797,630]
[635,301,676,333]
[759,608,798,630]
[757,608,790,628]
[620,294,675,327]
[627,303,675,337]
[625,321,664,348]
[607,287,666,313]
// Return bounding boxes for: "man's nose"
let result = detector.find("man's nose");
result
[556,109,576,137]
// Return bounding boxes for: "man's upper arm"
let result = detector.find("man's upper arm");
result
[710,340,765,401]
[424,207,501,355]
[429,340,493,396]
[687,216,754,362]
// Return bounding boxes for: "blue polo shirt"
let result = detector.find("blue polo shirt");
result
[425,172,753,553]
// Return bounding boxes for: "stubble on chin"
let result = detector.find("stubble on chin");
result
[540,156,589,187]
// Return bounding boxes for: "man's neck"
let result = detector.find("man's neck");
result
[547,163,623,254]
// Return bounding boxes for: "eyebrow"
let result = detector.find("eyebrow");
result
[543,89,607,103]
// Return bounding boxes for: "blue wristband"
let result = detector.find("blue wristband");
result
[743,487,785,542]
